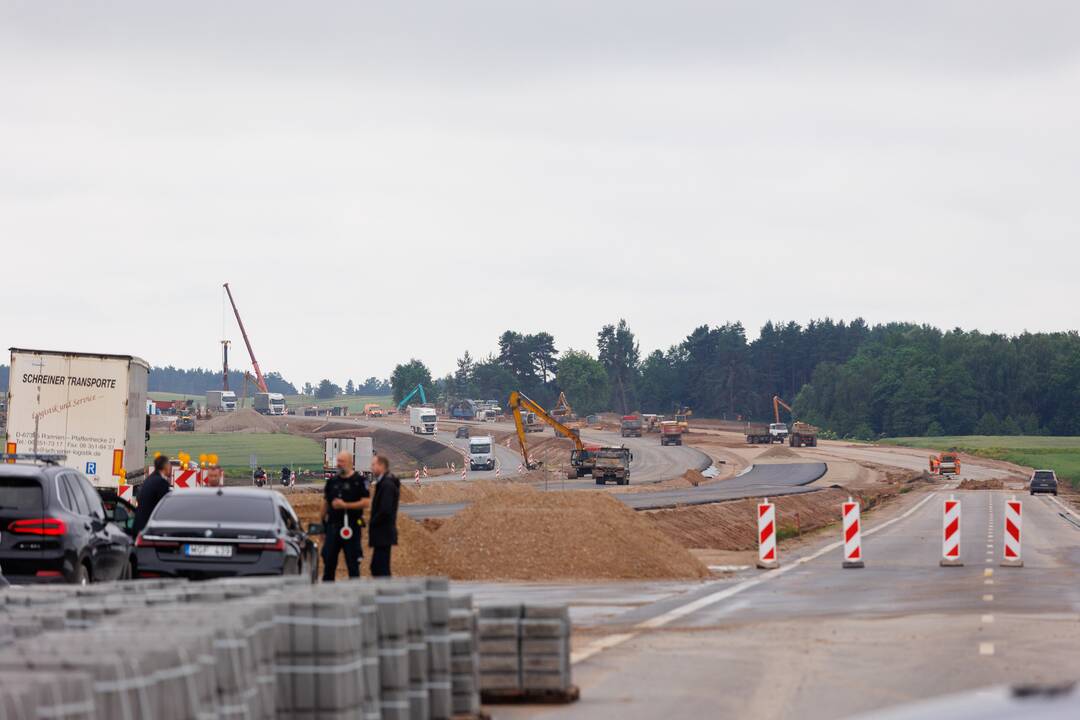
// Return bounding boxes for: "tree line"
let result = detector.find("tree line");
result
[149,367,298,396]
[391,319,1080,438]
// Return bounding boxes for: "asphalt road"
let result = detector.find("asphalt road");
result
[618,461,827,510]
[471,489,1080,719]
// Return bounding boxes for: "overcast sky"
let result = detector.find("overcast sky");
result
[2,2,1078,387]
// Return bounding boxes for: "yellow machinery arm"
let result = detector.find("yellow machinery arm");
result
[773,395,794,423]
[508,391,584,469]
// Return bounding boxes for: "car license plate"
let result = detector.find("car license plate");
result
[183,543,233,558]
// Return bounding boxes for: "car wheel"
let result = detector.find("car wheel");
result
[74,563,90,586]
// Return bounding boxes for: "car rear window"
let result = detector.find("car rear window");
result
[1034,471,1056,481]
[0,477,43,511]
[152,495,276,524]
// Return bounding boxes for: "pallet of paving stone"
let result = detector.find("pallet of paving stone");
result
[479,684,580,704]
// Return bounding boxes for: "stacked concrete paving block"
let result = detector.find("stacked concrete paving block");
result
[448,594,480,717]
[520,605,572,692]
[375,585,411,720]
[401,581,430,720]
[273,590,366,720]
[0,669,95,720]
[477,604,522,692]
[424,578,452,720]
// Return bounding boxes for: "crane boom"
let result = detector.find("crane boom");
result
[508,390,584,469]
[223,283,268,393]
[773,395,794,423]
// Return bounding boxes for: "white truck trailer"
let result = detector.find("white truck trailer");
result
[323,436,375,479]
[254,392,286,415]
[410,406,437,435]
[206,390,238,412]
[4,348,149,487]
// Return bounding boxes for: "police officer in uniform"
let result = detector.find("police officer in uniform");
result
[321,451,370,581]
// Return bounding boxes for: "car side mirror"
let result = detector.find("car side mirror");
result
[307,522,325,535]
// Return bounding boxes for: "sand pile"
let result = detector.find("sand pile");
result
[958,478,1006,491]
[435,490,708,580]
[756,445,802,461]
[202,409,278,434]
[286,490,465,579]
[400,480,538,506]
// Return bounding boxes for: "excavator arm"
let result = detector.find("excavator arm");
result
[508,391,584,469]
[397,384,427,411]
[773,395,794,424]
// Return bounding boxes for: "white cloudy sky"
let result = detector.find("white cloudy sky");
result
[2,2,1077,387]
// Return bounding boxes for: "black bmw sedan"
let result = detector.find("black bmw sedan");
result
[134,487,318,581]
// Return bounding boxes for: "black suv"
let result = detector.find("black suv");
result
[1030,469,1059,495]
[0,461,134,584]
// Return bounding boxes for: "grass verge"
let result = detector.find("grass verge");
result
[882,435,1080,489]
[148,432,323,478]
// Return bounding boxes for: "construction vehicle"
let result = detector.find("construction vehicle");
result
[324,437,374,480]
[397,384,427,411]
[660,421,683,446]
[224,283,269,394]
[929,452,961,476]
[468,435,495,471]
[206,390,237,412]
[5,348,150,487]
[508,391,632,480]
[591,446,633,485]
[409,406,437,435]
[788,421,819,448]
[364,404,385,417]
[674,407,692,434]
[509,390,586,474]
[523,412,545,433]
[175,413,195,431]
[744,422,772,444]
[254,392,286,416]
[642,414,662,433]
[620,414,643,438]
[550,392,582,428]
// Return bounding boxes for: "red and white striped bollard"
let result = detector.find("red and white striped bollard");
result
[757,497,778,569]
[842,497,864,568]
[940,494,963,566]
[1002,496,1022,567]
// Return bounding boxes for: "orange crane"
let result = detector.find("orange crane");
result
[224,283,268,393]
[773,395,794,424]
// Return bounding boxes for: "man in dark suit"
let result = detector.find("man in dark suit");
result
[368,454,400,577]
[133,454,171,537]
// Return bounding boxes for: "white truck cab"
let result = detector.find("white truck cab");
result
[468,435,495,471]
[769,423,789,441]
[410,406,438,435]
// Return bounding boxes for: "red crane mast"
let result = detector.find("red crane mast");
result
[223,283,269,394]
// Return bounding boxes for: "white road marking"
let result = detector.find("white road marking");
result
[979,642,995,656]
[572,492,940,662]
[983,594,994,602]
[570,632,636,664]
[982,614,994,623]
[985,569,993,577]
[707,565,752,573]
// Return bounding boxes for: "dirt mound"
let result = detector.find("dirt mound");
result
[756,445,802,461]
[401,480,539,506]
[435,490,708,580]
[201,409,278,434]
[958,478,1006,491]
[286,490,465,578]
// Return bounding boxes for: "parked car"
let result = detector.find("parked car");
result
[1029,469,1058,496]
[0,460,134,584]
[134,487,319,581]
[455,426,470,439]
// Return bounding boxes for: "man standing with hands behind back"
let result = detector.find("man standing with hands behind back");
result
[322,451,370,581]
[368,454,400,577]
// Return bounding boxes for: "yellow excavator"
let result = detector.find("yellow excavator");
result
[550,392,583,428]
[509,391,634,483]
[509,391,585,472]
